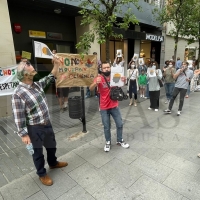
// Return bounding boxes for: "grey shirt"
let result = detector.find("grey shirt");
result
[175,69,193,89]
[147,68,163,91]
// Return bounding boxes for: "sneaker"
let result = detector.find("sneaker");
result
[116,140,129,149]
[164,109,171,114]
[104,141,111,152]
[177,111,181,116]
[140,95,142,98]
[155,109,158,112]
[148,107,152,110]
[185,95,189,98]
[165,100,169,104]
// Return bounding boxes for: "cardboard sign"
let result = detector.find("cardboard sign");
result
[133,53,139,61]
[55,53,97,87]
[110,64,124,87]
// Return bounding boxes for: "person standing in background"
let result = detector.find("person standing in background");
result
[175,57,182,70]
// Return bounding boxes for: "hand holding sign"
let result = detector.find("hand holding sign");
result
[96,74,102,84]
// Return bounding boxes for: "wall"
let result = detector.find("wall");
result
[164,35,199,61]
[0,0,16,117]
[9,6,77,63]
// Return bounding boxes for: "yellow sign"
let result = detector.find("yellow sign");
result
[29,30,46,38]
[22,51,31,59]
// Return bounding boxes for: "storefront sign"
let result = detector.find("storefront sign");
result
[0,65,19,96]
[146,34,164,42]
[47,32,62,40]
[29,30,46,38]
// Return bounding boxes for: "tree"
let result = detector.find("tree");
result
[154,0,197,61]
[76,0,140,60]
[182,2,200,68]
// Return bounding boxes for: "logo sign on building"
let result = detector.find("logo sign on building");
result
[47,32,63,40]
[0,65,19,96]
[29,30,46,38]
[146,34,164,42]
[55,53,97,87]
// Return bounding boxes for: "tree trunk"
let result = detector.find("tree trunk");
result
[173,36,179,61]
[105,38,110,61]
[198,38,200,69]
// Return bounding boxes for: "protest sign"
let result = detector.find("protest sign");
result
[34,41,53,59]
[116,49,122,57]
[110,64,124,87]
[0,65,19,96]
[138,58,144,65]
[55,53,97,87]
[132,53,139,61]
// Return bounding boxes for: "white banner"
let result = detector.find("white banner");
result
[0,65,19,96]
[110,65,124,87]
[34,41,53,59]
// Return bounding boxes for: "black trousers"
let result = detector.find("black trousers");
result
[149,90,160,109]
[129,80,137,100]
[168,87,187,111]
[27,123,57,177]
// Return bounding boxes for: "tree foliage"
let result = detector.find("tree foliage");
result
[76,0,141,60]
[154,0,197,60]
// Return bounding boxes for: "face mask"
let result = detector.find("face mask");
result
[131,65,135,69]
[33,72,41,82]
[102,71,111,77]
[168,64,173,67]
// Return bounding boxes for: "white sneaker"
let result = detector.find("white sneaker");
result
[116,139,129,149]
[155,109,158,112]
[164,109,171,114]
[140,95,142,98]
[104,141,111,152]
[165,100,169,104]
[177,111,181,116]
[148,107,152,110]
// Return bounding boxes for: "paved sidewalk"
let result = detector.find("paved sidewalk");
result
[1,89,200,200]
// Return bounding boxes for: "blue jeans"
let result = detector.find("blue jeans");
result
[187,84,190,95]
[100,107,123,142]
[86,87,91,97]
[165,83,175,100]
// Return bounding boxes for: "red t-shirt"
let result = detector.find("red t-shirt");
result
[94,75,118,110]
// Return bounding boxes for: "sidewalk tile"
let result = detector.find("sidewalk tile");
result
[59,151,86,173]
[0,174,40,200]
[32,169,77,200]
[73,144,114,168]
[57,185,95,200]
[129,175,183,200]
[93,180,142,200]
[158,152,200,176]
[163,170,200,200]
[68,162,110,195]
[130,155,172,183]
[26,191,48,200]
[99,158,143,188]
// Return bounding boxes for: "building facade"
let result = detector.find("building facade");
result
[0,0,164,117]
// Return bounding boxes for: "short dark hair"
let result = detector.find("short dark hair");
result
[93,52,97,55]
[101,61,111,67]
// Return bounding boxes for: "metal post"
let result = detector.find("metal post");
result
[81,87,87,133]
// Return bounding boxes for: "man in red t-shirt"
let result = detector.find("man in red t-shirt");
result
[90,61,129,152]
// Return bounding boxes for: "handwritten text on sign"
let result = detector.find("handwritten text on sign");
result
[55,53,97,87]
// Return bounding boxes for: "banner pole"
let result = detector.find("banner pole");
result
[81,87,87,133]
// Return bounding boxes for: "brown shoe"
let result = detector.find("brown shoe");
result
[39,175,53,186]
[49,161,68,169]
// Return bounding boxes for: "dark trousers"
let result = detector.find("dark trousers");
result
[27,124,57,177]
[168,87,187,111]
[149,90,160,109]
[129,80,137,100]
